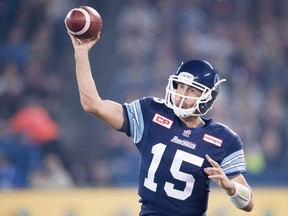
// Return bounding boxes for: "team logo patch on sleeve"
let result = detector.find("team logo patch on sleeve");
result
[203,134,223,147]
[152,113,173,129]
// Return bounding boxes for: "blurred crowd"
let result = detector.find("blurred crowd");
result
[0,0,287,189]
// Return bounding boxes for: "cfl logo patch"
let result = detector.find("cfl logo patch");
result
[152,113,173,129]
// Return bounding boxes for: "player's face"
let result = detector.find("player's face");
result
[174,82,202,109]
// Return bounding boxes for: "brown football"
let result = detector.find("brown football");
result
[65,6,102,40]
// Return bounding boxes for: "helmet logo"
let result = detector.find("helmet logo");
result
[178,72,194,84]
[179,72,194,79]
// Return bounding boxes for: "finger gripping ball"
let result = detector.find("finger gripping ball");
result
[65,6,102,40]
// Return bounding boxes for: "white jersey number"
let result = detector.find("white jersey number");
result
[144,143,204,200]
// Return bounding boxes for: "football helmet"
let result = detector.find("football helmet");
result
[164,60,226,118]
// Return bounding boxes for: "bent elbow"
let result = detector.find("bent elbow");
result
[81,100,96,114]
[81,99,103,118]
[82,104,94,114]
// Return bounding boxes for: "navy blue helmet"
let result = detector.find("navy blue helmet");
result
[165,60,226,118]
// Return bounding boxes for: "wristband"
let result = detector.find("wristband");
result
[229,181,251,209]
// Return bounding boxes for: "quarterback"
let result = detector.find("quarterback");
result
[68,32,254,216]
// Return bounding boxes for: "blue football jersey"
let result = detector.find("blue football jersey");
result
[123,96,246,216]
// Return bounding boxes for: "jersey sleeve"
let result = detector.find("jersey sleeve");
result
[123,99,145,144]
[220,134,247,177]
[221,149,246,177]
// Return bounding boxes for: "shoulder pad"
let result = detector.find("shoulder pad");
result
[153,97,165,104]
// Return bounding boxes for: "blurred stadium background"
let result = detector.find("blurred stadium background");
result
[0,0,287,215]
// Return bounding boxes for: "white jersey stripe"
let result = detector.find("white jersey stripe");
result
[125,100,144,144]
[221,155,245,167]
[221,149,246,175]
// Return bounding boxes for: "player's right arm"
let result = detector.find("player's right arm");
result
[68,32,125,131]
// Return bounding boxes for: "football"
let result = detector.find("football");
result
[65,6,102,40]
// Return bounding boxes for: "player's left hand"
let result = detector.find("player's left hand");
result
[204,154,235,195]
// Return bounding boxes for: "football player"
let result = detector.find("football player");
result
[68,32,254,216]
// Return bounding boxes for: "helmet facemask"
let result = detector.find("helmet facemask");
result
[165,72,225,118]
